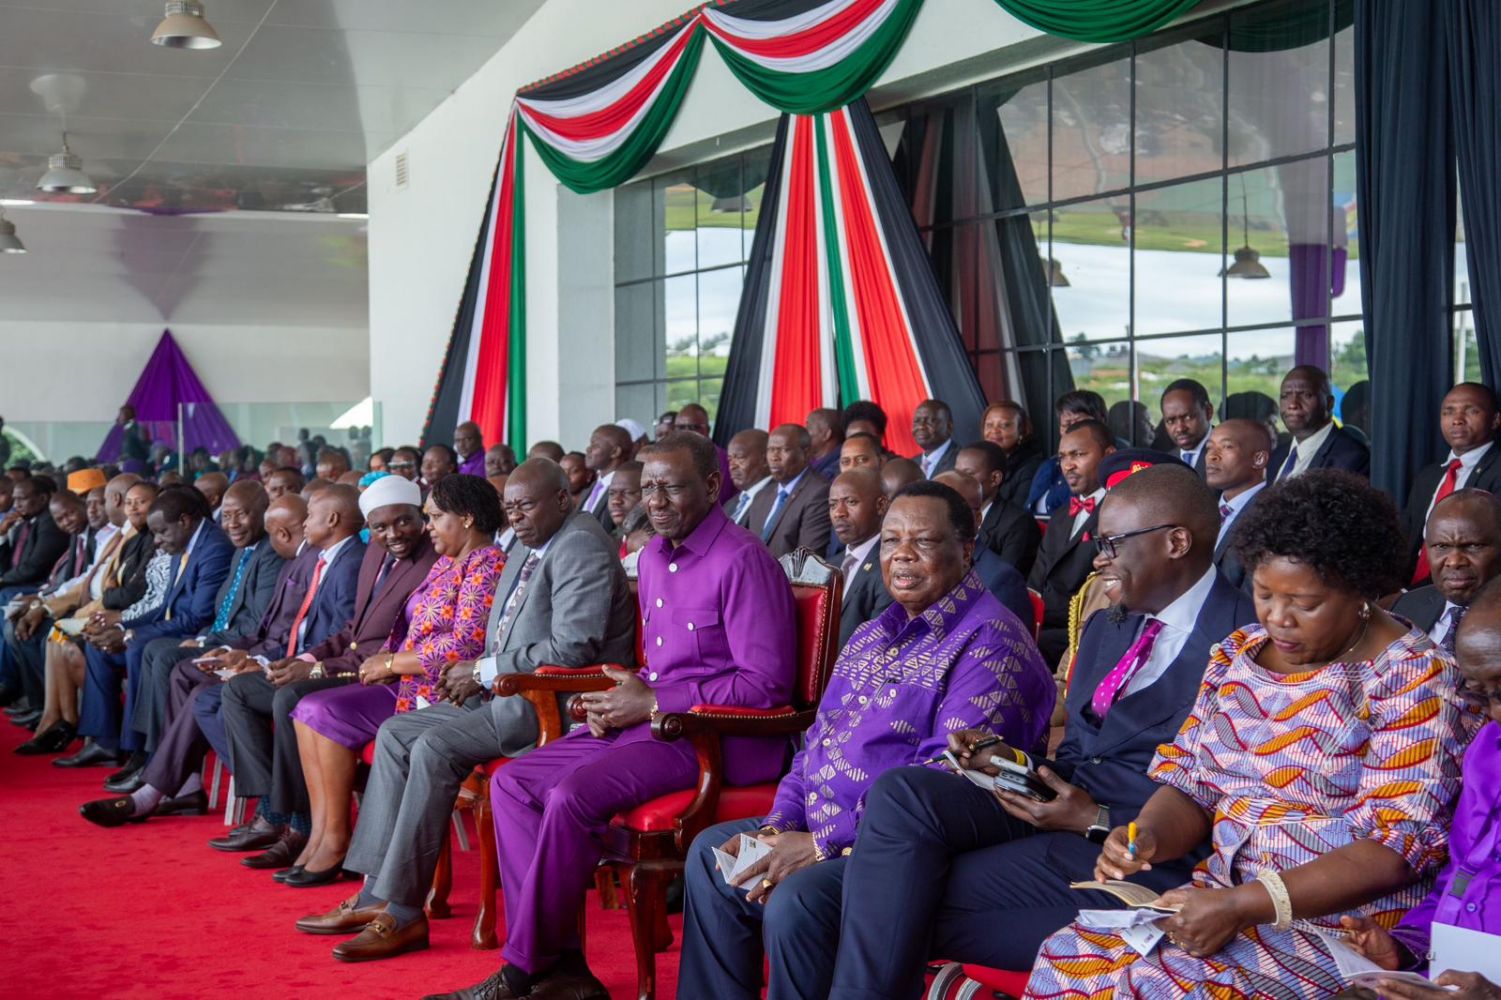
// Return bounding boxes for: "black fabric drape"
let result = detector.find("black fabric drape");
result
[713,114,791,447]
[1446,0,1501,386]
[1355,0,1455,499]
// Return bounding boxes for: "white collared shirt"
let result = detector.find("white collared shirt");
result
[1430,601,1464,649]
[921,439,954,479]
[54,523,120,596]
[1278,421,1336,480]
[1216,480,1266,549]
[730,475,773,524]
[1070,487,1105,539]
[980,499,994,525]
[477,536,554,685]
[1424,440,1495,522]
[1180,432,1211,470]
[1124,566,1218,697]
[839,534,881,594]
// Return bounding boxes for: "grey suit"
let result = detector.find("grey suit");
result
[345,510,636,908]
[746,469,833,559]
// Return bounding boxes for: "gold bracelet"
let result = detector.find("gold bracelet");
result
[1257,870,1294,931]
[385,652,395,677]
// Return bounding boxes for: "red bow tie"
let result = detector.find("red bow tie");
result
[1069,496,1097,517]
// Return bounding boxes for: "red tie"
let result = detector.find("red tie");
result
[1069,496,1097,518]
[286,558,326,657]
[1412,459,1465,584]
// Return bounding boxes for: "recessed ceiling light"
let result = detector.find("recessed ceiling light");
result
[337,213,369,220]
[152,1,222,50]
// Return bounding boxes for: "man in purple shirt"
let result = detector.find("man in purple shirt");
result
[425,431,795,1000]
[455,422,487,478]
[675,480,1055,1000]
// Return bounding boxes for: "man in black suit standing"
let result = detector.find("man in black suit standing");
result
[1401,382,1501,585]
[1204,419,1273,591]
[827,469,892,649]
[1267,365,1370,481]
[1393,489,1501,649]
[747,424,832,559]
[827,463,1254,994]
[955,441,1042,578]
[1160,378,1215,477]
[1028,419,1115,665]
[579,423,633,534]
[912,399,957,479]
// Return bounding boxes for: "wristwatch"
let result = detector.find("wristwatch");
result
[309,663,325,680]
[1084,804,1112,844]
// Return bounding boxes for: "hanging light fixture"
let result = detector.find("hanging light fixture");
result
[151,1,222,49]
[36,133,96,194]
[1222,175,1271,280]
[0,210,27,254]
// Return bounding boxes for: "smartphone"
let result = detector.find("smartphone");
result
[991,755,1056,802]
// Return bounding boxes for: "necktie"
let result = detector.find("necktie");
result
[210,547,253,633]
[73,535,88,576]
[371,554,396,597]
[1276,445,1299,481]
[921,454,932,478]
[1219,502,1233,522]
[9,520,31,570]
[495,553,540,639]
[1412,459,1466,584]
[841,551,860,588]
[762,487,792,542]
[286,557,327,657]
[163,550,189,621]
[1442,603,1467,656]
[1068,496,1097,518]
[731,490,755,526]
[584,479,605,513]
[1092,619,1165,719]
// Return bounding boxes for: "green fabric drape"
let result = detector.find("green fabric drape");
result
[708,0,924,115]
[990,0,1203,43]
[1226,0,1353,52]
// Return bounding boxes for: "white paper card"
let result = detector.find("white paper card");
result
[1076,909,1167,956]
[711,834,775,889]
[942,750,997,791]
[1315,930,1455,991]
[1433,922,1501,983]
[1118,924,1167,958]
[416,694,432,711]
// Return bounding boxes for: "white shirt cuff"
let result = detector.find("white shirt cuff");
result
[477,654,499,686]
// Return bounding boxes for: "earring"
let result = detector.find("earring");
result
[1360,602,1371,620]
[465,519,473,530]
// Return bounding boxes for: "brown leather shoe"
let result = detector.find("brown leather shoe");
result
[331,912,428,963]
[241,828,308,869]
[296,892,386,936]
[208,814,283,852]
[529,969,610,1000]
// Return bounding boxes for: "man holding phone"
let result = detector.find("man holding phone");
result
[824,458,1256,998]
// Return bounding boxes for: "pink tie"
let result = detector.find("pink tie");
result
[1092,619,1165,719]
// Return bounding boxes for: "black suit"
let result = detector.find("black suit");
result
[1027,504,1099,665]
[978,499,1042,578]
[1391,585,1447,634]
[103,531,156,611]
[1267,424,1371,481]
[837,543,893,649]
[0,509,70,588]
[915,442,958,479]
[1400,447,1501,579]
[1212,485,1267,593]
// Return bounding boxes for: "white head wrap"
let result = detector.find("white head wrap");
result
[358,474,422,518]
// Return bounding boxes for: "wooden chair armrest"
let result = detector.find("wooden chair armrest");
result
[494,665,633,743]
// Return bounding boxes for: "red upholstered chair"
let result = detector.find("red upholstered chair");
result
[927,963,1030,1000]
[1026,588,1044,641]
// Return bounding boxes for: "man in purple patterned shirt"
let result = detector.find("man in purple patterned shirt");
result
[676,479,1055,1000]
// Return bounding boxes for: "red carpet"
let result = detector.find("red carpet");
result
[0,724,682,999]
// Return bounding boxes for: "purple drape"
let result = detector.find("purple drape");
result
[95,330,242,463]
[1290,243,1348,371]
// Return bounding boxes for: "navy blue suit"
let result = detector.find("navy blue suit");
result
[972,548,1032,633]
[262,537,366,660]
[81,520,234,752]
[815,571,1257,999]
[1267,424,1371,481]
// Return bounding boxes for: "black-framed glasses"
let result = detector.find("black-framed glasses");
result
[1093,523,1178,559]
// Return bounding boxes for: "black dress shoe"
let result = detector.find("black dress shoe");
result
[105,751,148,785]
[80,796,145,828]
[10,709,41,730]
[242,828,308,869]
[103,767,147,794]
[284,859,353,888]
[54,740,125,768]
[4,697,33,715]
[15,720,77,755]
[208,816,283,852]
[156,789,209,816]
[273,866,306,883]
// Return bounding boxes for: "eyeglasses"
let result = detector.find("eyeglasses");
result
[1093,523,1178,559]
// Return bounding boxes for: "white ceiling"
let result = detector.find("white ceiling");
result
[0,0,546,325]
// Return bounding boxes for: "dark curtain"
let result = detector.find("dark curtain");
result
[1446,0,1501,385]
[1355,0,1455,499]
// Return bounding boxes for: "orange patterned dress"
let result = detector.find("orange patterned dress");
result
[389,545,505,713]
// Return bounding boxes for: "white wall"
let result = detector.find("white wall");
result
[368,0,1058,446]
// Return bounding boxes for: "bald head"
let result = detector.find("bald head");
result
[934,471,984,528]
[674,404,711,437]
[105,472,141,527]
[829,467,888,547]
[264,494,308,560]
[585,424,634,475]
[1426,489,1501,607]
[1204,418,1274,496]
[305,483,364,550]
[508,456,569,496]
[221,480,269,548]
[504,458,573,549]
[224,479,268,511]
[195,471,229,511]
[881,457,924,497]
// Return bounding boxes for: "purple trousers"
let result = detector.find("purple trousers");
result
[490,725,699,975]
[288,681,398,749]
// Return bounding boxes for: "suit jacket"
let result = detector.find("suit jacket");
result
[258,535,366,661]
[484,510,638,756]
[1052,572,1256,830]
[126,518,235,643]
[300,534,441,675]
[0,509,70,588]
[996,440,1046,511]
[1392,585,1446,634]
[1213,490,1270,594]
[584,483,615,535]
[1028,506,1100,662]
[915,442,959,478]
[973,548,1032,629]
[233,546,318,658]
[979,499,1043,578]
[103,530,156,611]
[837,543,893,649]
[200,541,287,646]
[1268,424,1371,481]
[1400,448,1501,576]
[746,470,833,560]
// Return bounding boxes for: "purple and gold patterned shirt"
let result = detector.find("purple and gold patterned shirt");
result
[764,571,1055,858]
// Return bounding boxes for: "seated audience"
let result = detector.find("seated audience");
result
[427,431,796,1000]
[838,431,885,475]
[421,444,458,489]
[604,460,643,538]
[1393,490,1501,650]
[826,468,893,648]
[955,440,1042,577]
[677,480,1054,1000]
[880,457,923,497]
[748,424,832,559]
[824,463,1255,995]
[1028,420,1116,664]
[454,422,486,477]
[1026,470,1465,1000]
[298,459,635,961]
[1161,378,1215,476]
[843,399,889,450]
[724,429,772,529]
[1402,383,1501,584]
[806,407,844,481]
[526,440,565,464]
[1268,364,1370,481]
[580,424,633,532]
[934,471,1033,628]
[912,399,957,478]
[485,443,517,478]
[1027,390,1109,516]
[982,401,1044,509]
[1204,418,1273,590]
[282,476,503,886]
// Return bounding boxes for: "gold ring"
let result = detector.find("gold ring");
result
[761,879,774,889]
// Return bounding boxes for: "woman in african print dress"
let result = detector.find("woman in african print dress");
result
[1025,472,1473,1000]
